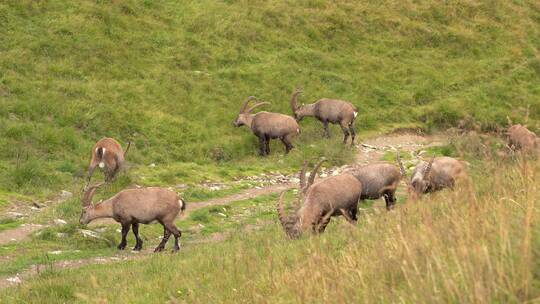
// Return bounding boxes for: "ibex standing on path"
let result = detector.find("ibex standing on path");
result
[290,88,358,145]
[80,184,186,252]
[87,137,131,183]
[277,159,363,238]
[234,96,300,156]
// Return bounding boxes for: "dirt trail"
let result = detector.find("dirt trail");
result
[0,132,447,289]
[0,224,45,246]
[185,183,294,216]
[356,133,445,165]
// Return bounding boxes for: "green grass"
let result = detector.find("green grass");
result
[0,218,20,232]
[0,192,282,277]
[1,155,538,303]
[1,0,539,197]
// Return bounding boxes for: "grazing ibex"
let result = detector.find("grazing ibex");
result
[87,138,131,183]
[290,88,358,145]
[348,162,401,210]
[234,96,300,156]
[80,184,186,252]
[506,124,539,154]
[277,160,363,238]
[399,156,468,197]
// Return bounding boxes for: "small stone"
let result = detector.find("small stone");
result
[6,212,24,218]
[79,229,101,239]
[48,250,63,255]
[6,276,22,284]
[149,163,156,167]
[60,190,73,200]
[54,219,67,225]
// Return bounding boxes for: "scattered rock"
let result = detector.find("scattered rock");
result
[6,212,24,219]
[6,275,21,284]
[78,229,102,239]
[60,190,73,200]
[149,163,156,167]
[54,219,67,225]
[56,233,68,238]
[48,250,63,255]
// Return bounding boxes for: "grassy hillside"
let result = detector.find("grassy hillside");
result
[1,0,539,196]
[1,138,539,303]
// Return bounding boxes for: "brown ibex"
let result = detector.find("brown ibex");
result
[348,162,401,210]
[234,96,300,156]
[506,124,539,154]
[290,88,358,145]
[399,156,468,197]
[80,184,186,252]
[277,159,363,238]
[87,138,131,183]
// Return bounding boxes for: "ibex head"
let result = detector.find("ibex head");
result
[79,182,104,224]
[277,159,326,239]
[410,157,435,195]
[233,96,270,127]
[290,88,307,121]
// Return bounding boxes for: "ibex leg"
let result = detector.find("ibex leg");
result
[349,123,356,146]
[132,223,143,251]
[154,226,171,253]
[323,121,330,138]
[281,135,294,154]
[117,223,130,250]
[340,122,350,144]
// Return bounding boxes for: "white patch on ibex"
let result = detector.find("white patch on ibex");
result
[297,128,300,133]
[178,199,184,209]
[98,148,106,168]
[353,111,358,118]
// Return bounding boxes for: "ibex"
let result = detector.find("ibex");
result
[506,124,539,154]
[234,96,300,156]
[398,156,468,197]
[80,184,186,252]
[290,88,358,145]
[348,162,401,210]
[277,159,363,239]
[87,138,131,183]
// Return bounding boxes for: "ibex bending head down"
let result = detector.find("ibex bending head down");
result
[234,96,300,156]
[80,184,186,252]
[398,155,468,198]
[277,159,362,238]
[87,137,131,183]
[506,124,540,154]
[291,88,358,145]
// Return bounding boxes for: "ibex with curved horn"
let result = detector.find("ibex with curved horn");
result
[87,137,131,183]
[398,155,467,197]
[234,96,300,156]
[290,88,358,145]
[277,159,363,239]
[80,184,186,252]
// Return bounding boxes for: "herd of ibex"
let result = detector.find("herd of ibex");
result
[79,87,539,248]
